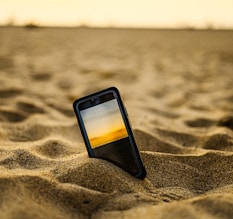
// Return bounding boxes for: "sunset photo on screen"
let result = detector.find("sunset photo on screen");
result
[80,99,128,148]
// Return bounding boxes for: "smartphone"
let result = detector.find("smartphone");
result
[73,87,146,179]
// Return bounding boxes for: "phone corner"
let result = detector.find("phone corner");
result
[108,86,120,94]
[136,167,147,179]
[72,98,78,108]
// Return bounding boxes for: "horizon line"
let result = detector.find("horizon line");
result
[1,23,233,31]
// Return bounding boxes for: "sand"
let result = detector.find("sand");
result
[0,27,233,218]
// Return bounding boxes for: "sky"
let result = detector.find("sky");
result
[1,0,233,28]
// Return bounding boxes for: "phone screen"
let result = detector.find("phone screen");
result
[78,92,140,175]
[80,98,128,148]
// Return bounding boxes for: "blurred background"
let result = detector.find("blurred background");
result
[1,0,233,29]
[0,0,233,131]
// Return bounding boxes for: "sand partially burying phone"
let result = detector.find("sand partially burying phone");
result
[0,27,233,219]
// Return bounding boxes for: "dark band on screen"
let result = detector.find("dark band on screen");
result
[78,92,115,111]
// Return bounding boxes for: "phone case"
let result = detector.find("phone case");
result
[73,87,146,179]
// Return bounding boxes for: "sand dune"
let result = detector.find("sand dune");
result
[0,27,233,218]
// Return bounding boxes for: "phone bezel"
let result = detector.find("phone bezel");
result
[73,87,146,179]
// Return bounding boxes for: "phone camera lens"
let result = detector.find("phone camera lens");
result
[91,97,99,104]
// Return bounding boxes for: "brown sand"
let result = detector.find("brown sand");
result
[0,27,233,218]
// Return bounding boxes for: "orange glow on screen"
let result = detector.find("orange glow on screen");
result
[90,127,128,148]
[81,99,128,148]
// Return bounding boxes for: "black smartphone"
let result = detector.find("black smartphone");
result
[73,87,146,179]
